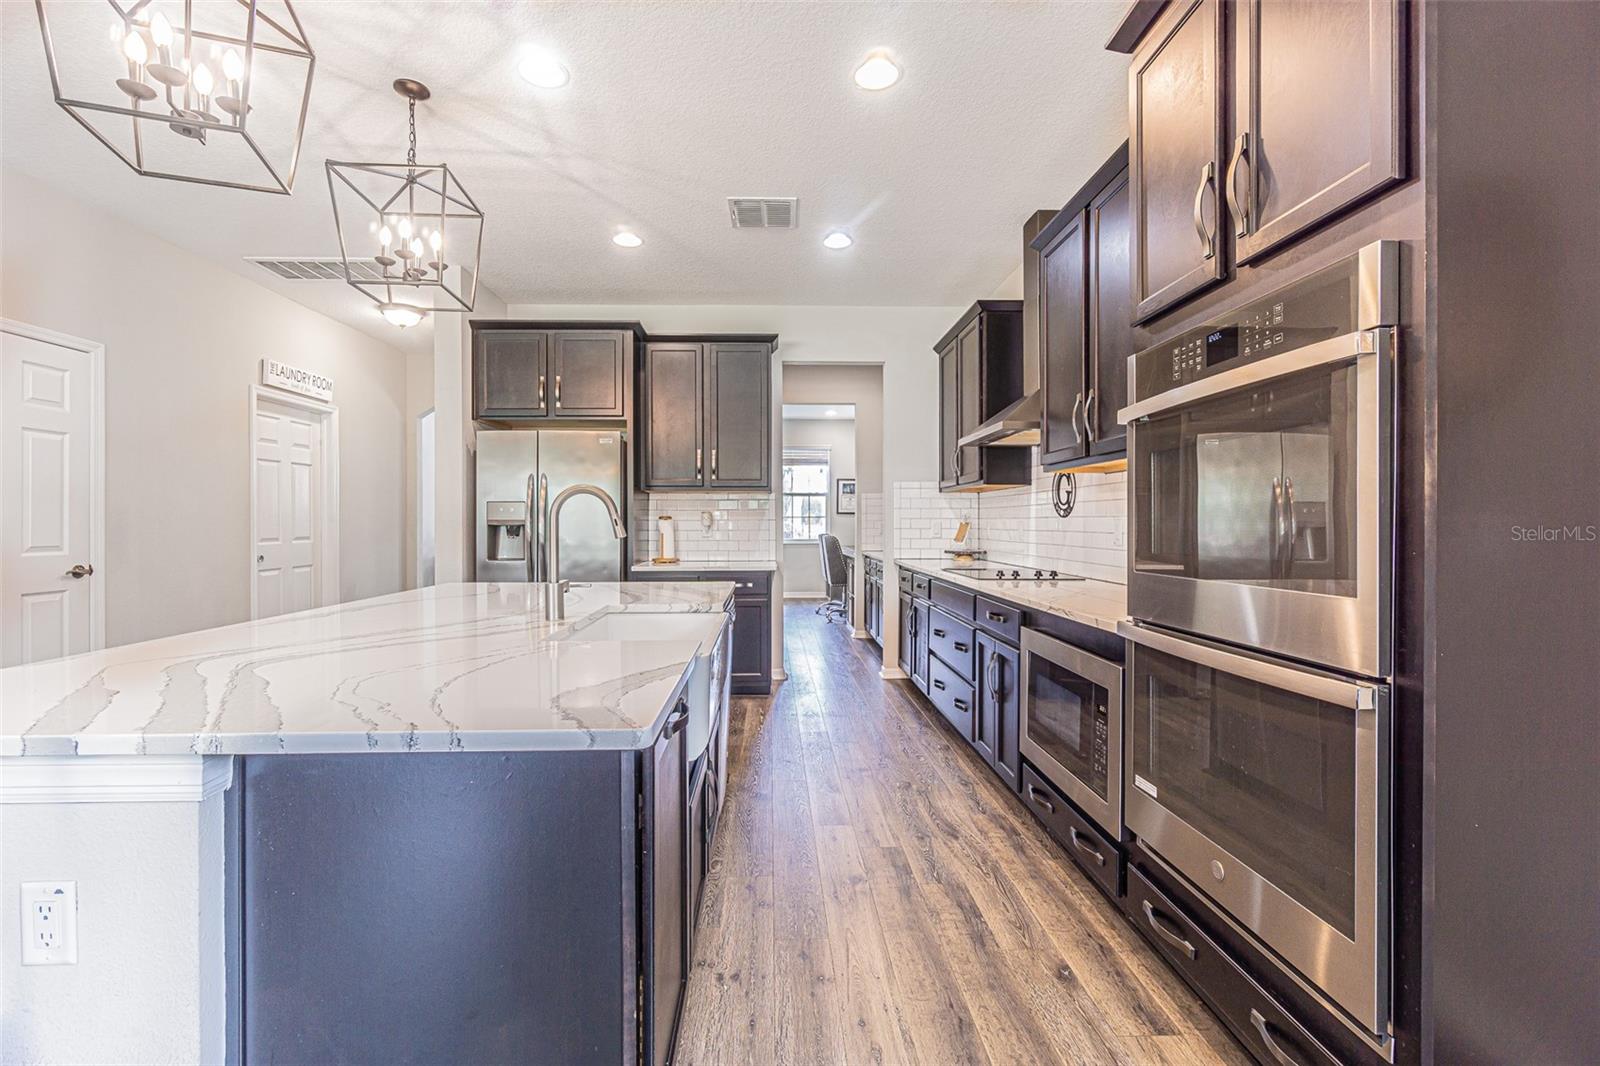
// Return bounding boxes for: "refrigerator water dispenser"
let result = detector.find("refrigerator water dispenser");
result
[485,501,528,561]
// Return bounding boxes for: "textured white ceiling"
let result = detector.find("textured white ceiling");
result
[1,2,1130,353]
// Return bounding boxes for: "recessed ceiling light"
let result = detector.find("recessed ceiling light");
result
[853,50,900,91]
[822,230,854,250]
[518,51,569,89]
[612,230,643,248]
[379,302,427,329]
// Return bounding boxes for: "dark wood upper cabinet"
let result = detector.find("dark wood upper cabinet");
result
[1039,211,1090,469]
[1129,0,1227,323]
[705,343,770,489]
[474,330,548,419]
[933,302,1030,492]
[1231,0,1403,263]
[473,325,635,420]
[637,337,774,492]
[938,339,961,490]
[641,343,704,489]
[548,331,627,417]
[1087,167,1133,457]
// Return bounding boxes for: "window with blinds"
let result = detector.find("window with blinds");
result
[781,446,830,542]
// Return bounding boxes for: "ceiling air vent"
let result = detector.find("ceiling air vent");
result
[727,197,798,229]
[246,257,388,283]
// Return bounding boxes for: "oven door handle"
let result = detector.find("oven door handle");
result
[1118,329,1383,424]
[1118,622,1378,710]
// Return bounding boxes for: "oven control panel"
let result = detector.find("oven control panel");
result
[1130,244,1393,405]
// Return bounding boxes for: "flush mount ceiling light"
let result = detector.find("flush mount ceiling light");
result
[326,79,485,322]
[611,230,643,248]
[518,50,569,89]
[33,0,315,193]
[822,230,854,250]
[853,50,900,91]
[378,302,426,329]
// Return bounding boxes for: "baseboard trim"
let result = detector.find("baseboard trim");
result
[0,754,235,804]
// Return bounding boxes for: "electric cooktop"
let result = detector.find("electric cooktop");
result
[941,562,1086,582]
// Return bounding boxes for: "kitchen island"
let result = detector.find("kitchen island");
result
[1,582,737,1066]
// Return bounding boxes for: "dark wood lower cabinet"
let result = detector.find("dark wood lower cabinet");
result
[629,571,772,695]
[975,632,1022,794]
[232,695,699,1066]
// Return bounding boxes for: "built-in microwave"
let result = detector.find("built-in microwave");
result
[1119,242,1399,679]
[1121,620,1391,1039]
[1019,628,1123,837]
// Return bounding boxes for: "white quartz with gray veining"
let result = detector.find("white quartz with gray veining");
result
[894,558,1128,633]
[0,583,733,757]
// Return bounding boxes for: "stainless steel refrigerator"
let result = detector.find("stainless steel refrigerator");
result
[475,429,628,583]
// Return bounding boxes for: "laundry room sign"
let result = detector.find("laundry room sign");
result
[261,359,333,402]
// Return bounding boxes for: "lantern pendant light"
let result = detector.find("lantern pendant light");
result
[325,80,485,328]
[34,0,315,193]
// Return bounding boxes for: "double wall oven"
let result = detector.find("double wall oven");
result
[1118,242,1398,1043]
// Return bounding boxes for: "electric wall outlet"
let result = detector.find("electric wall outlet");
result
[20,881,77,965]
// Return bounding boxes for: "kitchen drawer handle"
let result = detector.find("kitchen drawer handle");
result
[1193,161,1217,261]
[985,610,1007,623]
[932,628,947,638]
[1142,900,1198,961]
[1025,784,1056,813]
[953,641,969,653]
[932,679,947,692]
[664,704,690,738]
[1250,1009,1313,1066]
[1226,133,1252,239]
[953,698,969,713]
[1068,827,1106,867]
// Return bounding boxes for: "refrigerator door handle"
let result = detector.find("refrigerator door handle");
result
[537,473,550,583]
[524,473,538,582]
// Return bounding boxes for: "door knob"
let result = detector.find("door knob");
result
[66,563,94,579]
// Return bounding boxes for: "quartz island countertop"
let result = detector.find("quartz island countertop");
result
[0,582,732,757]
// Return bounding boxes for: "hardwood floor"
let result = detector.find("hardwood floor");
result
[676,603,1251,1066]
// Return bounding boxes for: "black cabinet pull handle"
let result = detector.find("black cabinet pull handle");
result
[1142,900,1198,960]
[664,704,690,738]
[932,628,946,638]
[932,679,946,692]
[1025,784,1055,812]
[953,698,969,712]
[954,641,969,653]
[1250,1010,1314,1066]
[1068,827,1106,867]
[986,611,1006,623]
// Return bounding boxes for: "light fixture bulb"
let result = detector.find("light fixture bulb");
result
[122,31,148,66]
[191,62,214,97]
[853,50,900,91]
[822,230,854,250]
[429,230,443,251]
[379,302,427,329]
[149,12,173,48]
[410,237,424,258]
[612,231,643,248]
[397,217,413,240]
[222,49,244,83]
[378,225,392,247]
[518,51,570,89]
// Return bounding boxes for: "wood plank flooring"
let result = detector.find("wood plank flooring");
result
[676,604,1251,1066]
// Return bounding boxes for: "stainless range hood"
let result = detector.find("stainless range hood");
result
[958,390,1040,448]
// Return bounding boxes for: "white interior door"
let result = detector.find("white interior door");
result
[1,328,98,667]
[254,396,322,619]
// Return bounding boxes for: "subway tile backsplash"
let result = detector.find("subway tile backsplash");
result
[891,466,1127,585]
[633,491,776,564]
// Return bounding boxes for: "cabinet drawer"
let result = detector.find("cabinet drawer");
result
[930,580,976,620]
[898,570,915,594]
[725,571,769,596]
[1126,865,1341,1066]
[974,596,1021,644]
[911,573,931,598]
[926,607,976,683]
[1020,765,1122,900]
[926,654,975,739]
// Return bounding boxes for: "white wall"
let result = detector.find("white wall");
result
[433,291,508,583]
[781,417,856,597]
[0,170,412,646]
[403,345,435,589]
[0,789,227,1065]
